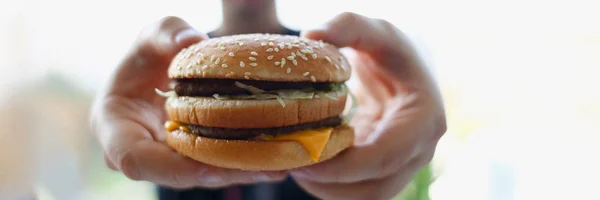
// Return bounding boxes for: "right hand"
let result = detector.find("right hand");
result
[90,16,286,189]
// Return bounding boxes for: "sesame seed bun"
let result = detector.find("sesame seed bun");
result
[165,124,354,171]
[168,33,351,82]
[165,91,347,128]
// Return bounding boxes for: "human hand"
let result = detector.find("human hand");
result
[289,12,447,200]
[90,16,286,189]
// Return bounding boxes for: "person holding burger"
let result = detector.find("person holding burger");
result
[90,0,447,199]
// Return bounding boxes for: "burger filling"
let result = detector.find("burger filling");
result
[159,79,356,162]
[185,116,342,140]
[173,79,335,96]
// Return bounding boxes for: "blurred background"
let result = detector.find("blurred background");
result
[1,0,599,199]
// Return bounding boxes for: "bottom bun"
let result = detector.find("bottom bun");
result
[166,125,354,171]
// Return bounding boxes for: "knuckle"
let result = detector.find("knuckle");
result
[337,12,362,23]
[334,12,364,28]
[431,114,448,141]
[375,18,393,29]
[117,149,142,181]
[437,116,448,137]
[157,16,184,30]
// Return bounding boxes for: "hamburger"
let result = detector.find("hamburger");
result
[156,33,355,171]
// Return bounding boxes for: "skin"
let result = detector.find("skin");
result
[289,13,447,200]
[90,17,287,189]
[90,0,446,198]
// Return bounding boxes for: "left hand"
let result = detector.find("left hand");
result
[289,12,447,200]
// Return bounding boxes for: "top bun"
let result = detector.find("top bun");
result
[168,33,351,82]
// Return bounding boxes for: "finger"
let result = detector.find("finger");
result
[302,12,435,93]
[290,95,440,183]
[294,148,434,200]
[102,118,287,188]
[103,153,118,171]
[108,16,207,98]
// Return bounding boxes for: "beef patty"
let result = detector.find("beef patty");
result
[186,116,342,140]
[173,79,332,96]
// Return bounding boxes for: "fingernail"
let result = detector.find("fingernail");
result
[252,173,272,182]
[175,28,201,44]
[200,174,223,183]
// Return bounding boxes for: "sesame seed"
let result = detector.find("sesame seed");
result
[274,61,280,66]
[210,55,215,62]
[228,52,235,57]
[268,42,274,46]
[266,48,274,52]
[186,64,192,69]
[315,95,321,98]
[254,38,260,41]
[303,72,310,76]
[249,57,257,61]
[244,72,251,76]
[221,64,228,68]
[301,56,308,61]
[281,58,286,68]
[240,61,245,68]
[251,51,258,56]
[261,42,267,46]
[291,52,296,57]
[220,46,226,50]
[176,65,182,70]
[195,59,201,65]
[312,53,317,59]
[202,71,207,77]
[292,60,298,66]
[319,40,325,47]
[279,43,285,49]
[325,56,332,63]
[286,68,291,73]
[287,56,294,60]
[287,44,293,49]
[244,76,250,79]
[274,48,279,52]
[311,76,316,82]
[335,64,340,69]
[267,55,274,60]
[238,42,244,46]
[300,49,309,54]
[201,65,208,70]
[215,57,221,64]
[293,44,300,48]
[249,62,258,67]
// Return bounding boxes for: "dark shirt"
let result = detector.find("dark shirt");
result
[157,28,318,200]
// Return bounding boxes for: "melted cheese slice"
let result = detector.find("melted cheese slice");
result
[270,128,334,162]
